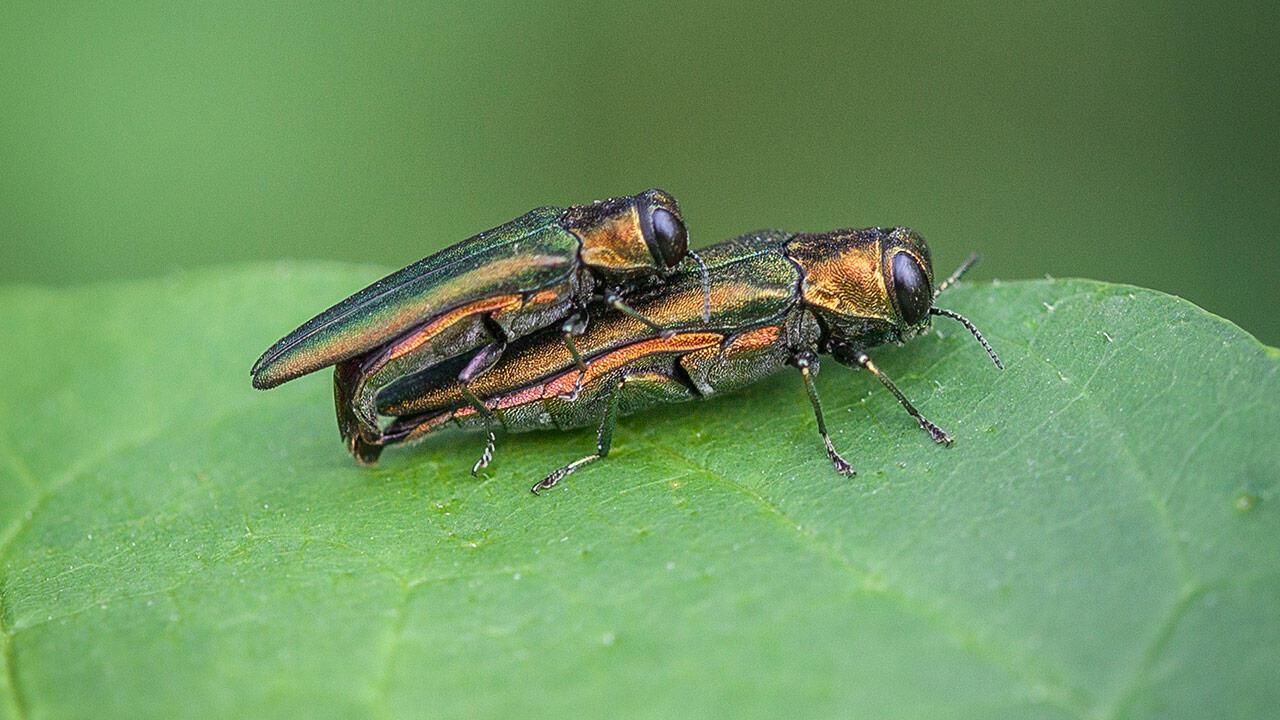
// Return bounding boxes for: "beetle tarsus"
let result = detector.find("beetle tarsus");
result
[532,455,598,493]
[472,431,496,475]
[823,436,856,476]
[459,377,503,474]
[558,372,586,402]
[921,419,952,445]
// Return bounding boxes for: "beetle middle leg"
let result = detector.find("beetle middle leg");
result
[791,350,856,476]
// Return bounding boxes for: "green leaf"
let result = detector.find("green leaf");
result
[2,264,1276,720]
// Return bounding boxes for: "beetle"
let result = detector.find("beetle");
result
[363,226,1003,492]
[249,189,708,468]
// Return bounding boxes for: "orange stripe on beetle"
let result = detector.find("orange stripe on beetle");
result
[384,294,523,363]
[544,333,723,397]
[724,325,781,352]
[451,332,724,419]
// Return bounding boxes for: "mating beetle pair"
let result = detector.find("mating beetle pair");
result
[251,190,1002,492]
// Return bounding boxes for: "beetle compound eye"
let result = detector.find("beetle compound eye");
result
[892,252,931,327]
[649,207,688,268]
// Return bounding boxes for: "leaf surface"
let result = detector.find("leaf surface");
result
[2,264,1276,719]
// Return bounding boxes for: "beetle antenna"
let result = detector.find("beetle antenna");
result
[687,249,712,322]
[935,252,980,298]
[929,307,1004,369]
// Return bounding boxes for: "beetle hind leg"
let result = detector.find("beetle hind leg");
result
[458,339,508,474]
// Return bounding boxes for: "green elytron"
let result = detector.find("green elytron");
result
[368,226,1003,492]
[250,189,702,467]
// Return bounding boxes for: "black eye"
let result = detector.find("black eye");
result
[892,252,931,327]
[648,207,688,268]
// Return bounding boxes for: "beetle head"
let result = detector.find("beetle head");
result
[786,227,935,345]
[566,188,688,277]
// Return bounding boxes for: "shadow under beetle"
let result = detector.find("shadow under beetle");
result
[368,226,1003,492]
[250,189,707,468]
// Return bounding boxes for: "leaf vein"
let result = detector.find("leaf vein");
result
[631,432,1092,718]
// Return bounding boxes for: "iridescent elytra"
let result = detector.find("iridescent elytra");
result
[250,189,708,467]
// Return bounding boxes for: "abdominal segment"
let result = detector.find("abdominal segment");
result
[380,323,799,449]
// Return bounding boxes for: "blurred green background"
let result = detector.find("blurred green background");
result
[3,2,1277,344]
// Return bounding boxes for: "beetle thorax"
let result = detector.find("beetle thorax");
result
[787,230,895,330]
[566,203,657,276]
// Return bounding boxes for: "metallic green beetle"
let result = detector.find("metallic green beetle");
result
[250,189,705,467]
[367,226,1003,492]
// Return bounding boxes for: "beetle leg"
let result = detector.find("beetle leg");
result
[791,350,856,476]
[532,375,626,494]
[558,311,590,401]
[458,340,508,474]
[844,348,952,445]
[599,289,675,340]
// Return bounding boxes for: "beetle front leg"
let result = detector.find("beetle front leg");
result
[532,375,625,494]
[836,346,951,445]
[458,340,508,474]
[599,289,675,340]
[791,350,856,476]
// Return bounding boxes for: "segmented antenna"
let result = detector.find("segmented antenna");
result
[935,252,980,297]
[687,249,712,323]
[929,307,1004,369]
